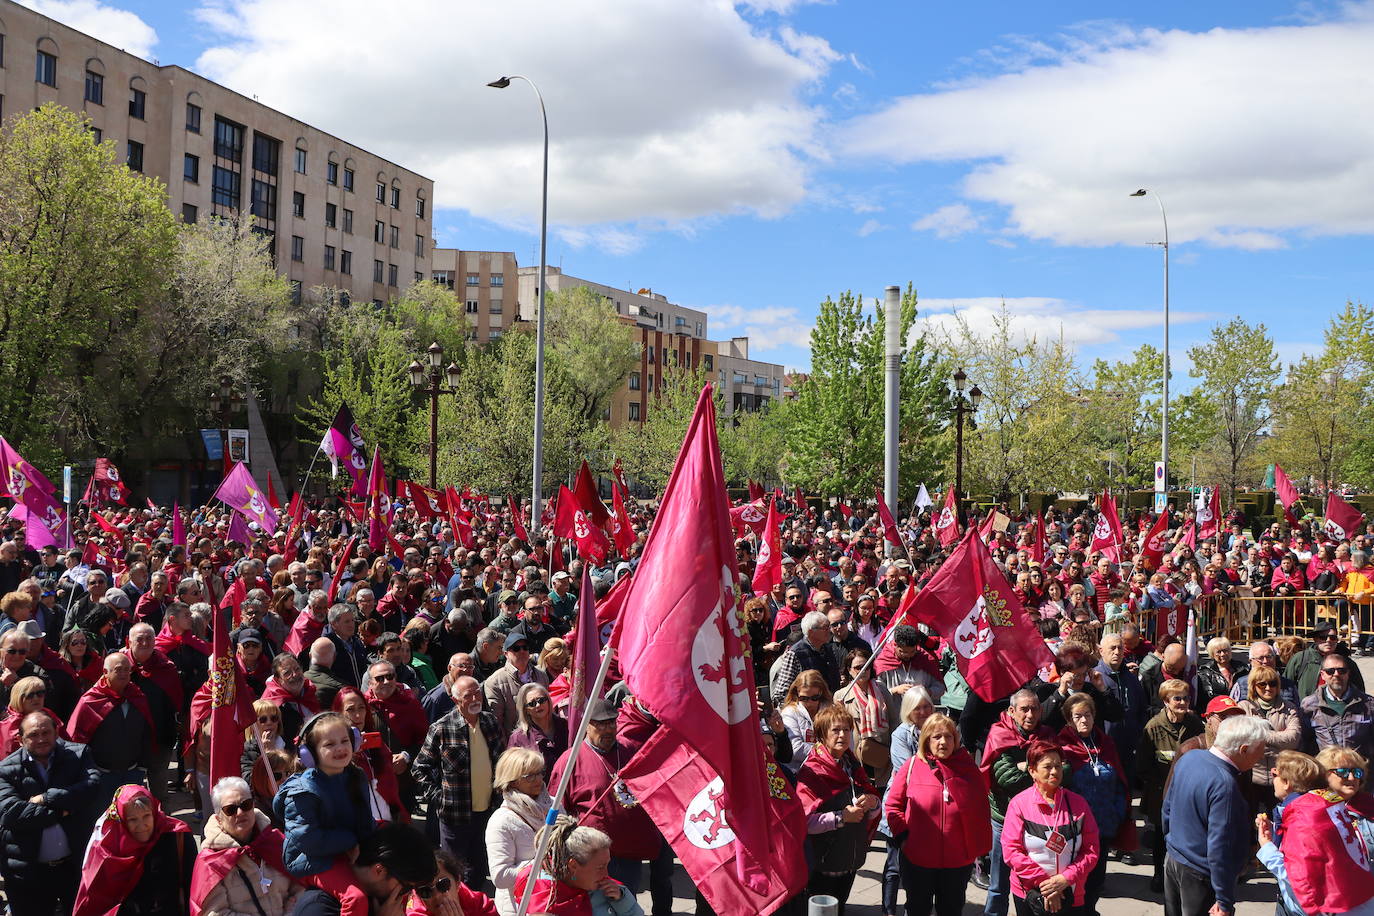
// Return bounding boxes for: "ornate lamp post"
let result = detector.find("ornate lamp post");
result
[951,368,982,500]
[408,342,461,488]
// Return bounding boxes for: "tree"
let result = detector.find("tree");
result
[722,401,791,487]
[1082,345,1166,490]
[611,365,725,490]
[782,285,949,498]
[0,104,177,468]
[1186,318,1279,499]
[546,285,641,458]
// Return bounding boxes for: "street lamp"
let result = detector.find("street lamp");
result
[208,375,243,468]
[489,74,549,534]
[408,341,460,488]
[1131,188,1170,489]
[951,369,981,502]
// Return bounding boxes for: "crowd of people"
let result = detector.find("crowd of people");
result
[0,485,1373,916]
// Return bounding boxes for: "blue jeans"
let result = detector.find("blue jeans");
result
[984,819,1009,916]
[883,839,903,913]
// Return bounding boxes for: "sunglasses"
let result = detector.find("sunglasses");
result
[509,645,529,653]
[414,878,453,900]
[372,673,395,683]
[1335,767,1367,780]
[1324,667,1350,675]
[41,591,55,598]
[525,697,549,708]
[258,714,280,724]
[220,801,253,816]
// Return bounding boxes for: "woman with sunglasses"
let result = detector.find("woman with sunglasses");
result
[0,675,59,756]
[192,776,299,916]
[1238,666,1303,811]
[507,683,568,780]
[1277,747,1374,914]
[486,748,552,916]
[781,670,833,774]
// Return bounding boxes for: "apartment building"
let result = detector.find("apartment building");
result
[429,249,519,343]
[0,0,433,307]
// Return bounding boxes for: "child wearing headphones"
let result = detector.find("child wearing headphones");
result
[274,711,378,916]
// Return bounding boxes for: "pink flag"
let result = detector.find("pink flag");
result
[226,512,253,546]
[172,502,186,547]
[610,483,636,555]
[620,728,807,916]
[909,528,1053,701]
[1089,490,1124,562]
[935,486,961,547]
[875,486,903,548]
[0,436,54,502]
[1325,492,1365,541]
[1178,519,1197,549]
[366,447,387,552]
[616,385,773,894]
[567,562,601,739]
[213,463,279,531]
[750,496,782,597]
[1275,464,1300,509]
[10,504,60,549]
[1196,486,1220,540]
[320,403,368,496]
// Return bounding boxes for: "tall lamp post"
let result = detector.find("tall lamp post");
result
[208,375,243,470]
[488,74,548,534]
[408,341,461,488]
[951,368,982,501]
[1131,188,1170,488]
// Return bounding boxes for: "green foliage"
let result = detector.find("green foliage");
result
[546,285,641,458]
[1186,317,1279,499]
[611,365,725,490]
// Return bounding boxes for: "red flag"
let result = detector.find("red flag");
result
[145,497,157,512]
[1325,492,1365,541]
[91,458,130,506]
[188,606,256,786]
[326,536,357,605]
[836,503,853,520]
[610,483,636,555]
[793,486,808,517]
[553,485,610,565]
[597,573,631,647]
[728,501,768,537]
[267,475,281,512]
[875,487,902,548]
[82,539,114,573]
[1178,519,1197,549]
[93,511,126,544]
[1029,512,1047,565]
[574,460,611,529]
[507,495,530,542]
[1281,792,1374,913]
[747,479,765,503]
[620,728,807,916]
[616,384,773,894]
[1196,486,1220,540]
[406,481,446,520]
[1283,503,1301,529]
[750,497,782,597]
[172,502,186,548]
[447,486,475,551]
[977,508,997,544]
[910,529,1052,701]
[1089,490,1124,562]
[1275,464,1300,509]
[567,562,601,739]
[935,487,961,547]
[366,447,387,552]
[1140,512,1171,571]
[612,456,630,498]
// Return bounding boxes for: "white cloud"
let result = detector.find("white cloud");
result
[856,218,885,237]
[191,0,837,249]
[702,303,812,354]
[914,296,1213,350]
[845,10,1374,248]
[736,0,831,14]
[912,203,979,239]
[20,0,157,59]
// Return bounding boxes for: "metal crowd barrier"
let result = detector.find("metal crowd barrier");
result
[1130,592,1368,648]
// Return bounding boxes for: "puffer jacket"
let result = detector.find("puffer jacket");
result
[197,811,299,916]
[273,767,375,877]
[884,747,991,869]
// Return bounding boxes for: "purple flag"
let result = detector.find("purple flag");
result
[0,436,54,501]
[226,511,253,546]
[320,404,368,496]
[172,502,186,547]
[568,562,602,740]
[214,463,279,531]
[11,503,61,549]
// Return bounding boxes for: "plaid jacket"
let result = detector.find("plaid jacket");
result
[412,709,505,824]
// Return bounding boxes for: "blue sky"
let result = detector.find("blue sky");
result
[26,0,1374,376]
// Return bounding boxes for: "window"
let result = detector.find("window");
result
[414,235,424,257]
[433,271,453,288]
[647,374,655,392]
[703,355,713,371]
[90,127,101,143]
[373,220,384,243]
[389,225,398,248]
[250,180,276,220]
[387,264,398,287]
[489,300,503,313]
[490,275,504,286]
[340,250,352,275]
[489,329,503,340]
[215,117,244,162]
[126,140,143,172]
[695,322,703,336]
[211,166,240,208]
[734,372,748,385]
[184,153,200,183]
[292,191,304,218]
[342,208,353,234]
[0,35,5,68]
[628,402,641,422]
[343,167,354,190]
[414,271,423,284]
[647,346,655,364]
[129,87,145,119]
[465,300,478,314]
[186,103,201,133]
[324,245,335,270]
[291,236,304,262]
[182,203,198,224]
[35,50,56,87]
[327,162,338,185]
[294,148,306,173]
[390,187,400,209]
[466,274,480,286]
[415,197,425,218]
[629,372,641,391]
[84,71,103,105]
[325,202,337,228]
[373,259,384,283]
[375,182,385,203]
[290,281,303,306]
[251,134,279,175]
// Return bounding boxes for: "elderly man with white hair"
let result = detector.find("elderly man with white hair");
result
[192,776,298,916]
[770,610,841,707]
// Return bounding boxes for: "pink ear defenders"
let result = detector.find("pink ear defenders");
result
[296,712,362,770]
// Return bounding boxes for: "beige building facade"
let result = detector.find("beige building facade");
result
[429,249,519,343]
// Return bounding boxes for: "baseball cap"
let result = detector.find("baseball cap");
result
[235,628,263,646]
[551,571,571,582]
[503,632,530,651]
[1204,696,1244,718]
[586,698,618,722]
[499,589,519,604]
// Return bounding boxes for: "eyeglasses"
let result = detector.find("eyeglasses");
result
[1324,667,1350,676]
[1335,767,1367,780]
[372,673,395,683]
[414,878,453,900]
[525,696,549,708]
[220,801,253,816]
[258,714,280,724]
[1256,682,1279,690]
[828,621,846,629]
[509,645,529,653]
[517,771,544,781]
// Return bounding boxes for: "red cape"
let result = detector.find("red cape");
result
[1283,789,1374,913]
[261,677,320,716]
[0,707,64,757]
[122,647,184,710]
[66,679,154,744]
[74,786,190,916]
[979,710,1053,778]
[796,746,879,840]
[364,686,428,750]
[189,824,290,916]
[512,867,595,916]
[154,622,211,657]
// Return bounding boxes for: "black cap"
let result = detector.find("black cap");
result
[586,698,617,722]
[235,628,263,646]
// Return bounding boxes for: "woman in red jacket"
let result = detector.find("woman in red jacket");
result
[884,713,991,916]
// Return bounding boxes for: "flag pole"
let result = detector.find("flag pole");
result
[515,644,617,916]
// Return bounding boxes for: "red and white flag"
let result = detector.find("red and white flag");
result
[508,495,530,542]
[574,460,612,530]
[620,728,807,916]
[567,562,602,740]
[554,484,610,565]
[612,456,631,498]
[728,501,768,537]
[750,497,782,597]
[1089,490,1124,562]
[616,385,774,894]
[875,487,903,548]
[91,458,130,506]
[0,437,54,501]
[908,529,1052,701]
[446,486,475,550]
[610,483,636,555]
[1140,512,1171,571]
[1196,486,1221,540]
[82,539,114,573]
[1275,464,1300,509]
[405,481,447,520]
[1325,492,1365,541]
[935,487,961,547]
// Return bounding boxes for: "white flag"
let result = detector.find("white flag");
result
[914,483,933,511]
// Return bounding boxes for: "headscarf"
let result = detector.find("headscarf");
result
[73,785,190,916]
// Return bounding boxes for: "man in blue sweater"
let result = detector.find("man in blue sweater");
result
[1161,714,1269,916]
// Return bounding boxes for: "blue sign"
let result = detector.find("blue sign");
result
[201,429,223,460]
